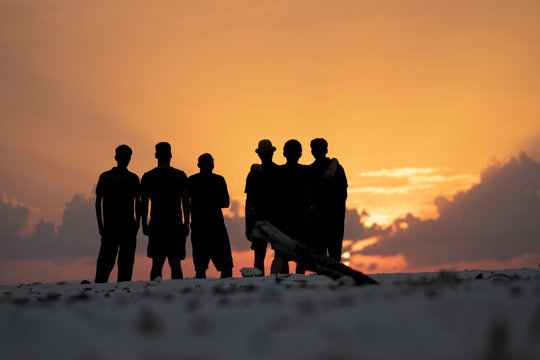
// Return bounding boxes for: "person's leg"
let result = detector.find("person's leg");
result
[150,256,166,280]
[271,251,289,275]
[270,256,283,274]
[95,239,118,283]
[253,241,267,275]
[220,267,233,278]
[168,257,183,280]
[295,262,306,274]
[328,216,345,261]
[281,260,290,274]
[192,233,209,279]
[117,236,136,282]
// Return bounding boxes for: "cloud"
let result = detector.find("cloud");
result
[223,199,251,252]
[350,167,478,195]
[0,195,29,236]
[0,194,253,261]
[0,194,100,260]
[361,152,540,268]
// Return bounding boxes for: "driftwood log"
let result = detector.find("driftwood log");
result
[252,221,379,285]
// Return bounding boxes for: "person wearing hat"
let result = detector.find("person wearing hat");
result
[95,144,140,283]
[140,142,190,280]
[244,139,280,275]
[188,153,234,279]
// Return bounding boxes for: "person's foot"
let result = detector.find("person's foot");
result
[220,268,233,278]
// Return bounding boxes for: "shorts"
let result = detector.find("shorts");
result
[146,223,187,259]
[191,226,233,272]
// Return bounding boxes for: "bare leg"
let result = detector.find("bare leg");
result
[271,256,290,274]
[220,268,233,278]
[254,247,266,275]
[150,256,166,280]
[168,257,183,280]
[295,262,306,274]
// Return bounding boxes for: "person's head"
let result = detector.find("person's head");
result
[310,138,328,160]
[197,153,214,173]
[283,139,302,163]
[115,144,132,168]
[255,139,276,162]
[155,142,172,163]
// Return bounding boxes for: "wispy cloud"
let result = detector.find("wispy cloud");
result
[350,167,478,195]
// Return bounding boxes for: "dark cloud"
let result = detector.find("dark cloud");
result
[0,195,252,261]
[362,152,540,267]
[0,194,100,260]
[0,196,29,236]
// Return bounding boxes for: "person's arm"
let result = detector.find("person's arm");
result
[322,158,338,178]
[245,193,254,241]
[95,194,104,237]
[135,194,141,233]
[251,164,263,173]
[140,192,150,236]
[221,177,230,209]
[182,186,190,236]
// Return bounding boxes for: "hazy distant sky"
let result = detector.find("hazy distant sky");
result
[1,1,540,283]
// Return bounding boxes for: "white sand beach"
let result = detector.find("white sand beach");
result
[1,269,539,360]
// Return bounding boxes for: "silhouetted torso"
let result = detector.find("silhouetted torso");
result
[275,163,322,241]
[141,167,188,231]
[245,162,279,224]
[310,157,348,259]
[311,158,348,213]
[96,167,139,229]
[188,172,229,229]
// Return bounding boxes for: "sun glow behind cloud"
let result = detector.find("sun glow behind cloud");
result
[347,167,479,225]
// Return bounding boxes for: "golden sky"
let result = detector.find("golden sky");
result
[1,1,540,282]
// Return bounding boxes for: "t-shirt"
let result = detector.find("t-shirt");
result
[96,167,140,227]
[244,162,279,224]
[274,163,323,240]
[141,167,188,228]
[310,158,348,213]
[188,172,229,230]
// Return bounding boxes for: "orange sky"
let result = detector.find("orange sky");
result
[1,1,540,282]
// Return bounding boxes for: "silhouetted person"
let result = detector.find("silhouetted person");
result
[141,142,190,280]
[310,138,348,261]
[245,139,279,275]
[95,145,140,283]
[188,153,233,279]
[270,139,338,275]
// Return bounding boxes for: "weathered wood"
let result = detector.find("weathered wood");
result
[252,221,379,285]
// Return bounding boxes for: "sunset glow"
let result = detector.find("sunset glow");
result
[2,1,540,284]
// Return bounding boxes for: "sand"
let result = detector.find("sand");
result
[1,269,539,360]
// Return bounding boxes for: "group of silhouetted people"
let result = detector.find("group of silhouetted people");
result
[245,139,347,275]
[95,139,347,283]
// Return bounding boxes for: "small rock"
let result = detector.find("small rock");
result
[475,273,484,280]
[80,280,91,285]
[240,267,263,277]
